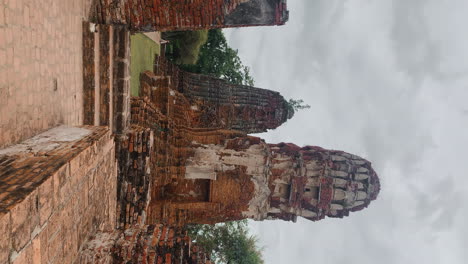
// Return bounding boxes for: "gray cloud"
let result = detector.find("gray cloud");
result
[226,0,468,263]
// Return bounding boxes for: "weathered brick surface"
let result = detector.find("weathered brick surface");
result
[179,71,293,133]
[149,55,294,134]
[124,55,381,227]
[78,225,212,264]
[0,126,116,264]
[115,126,153,229]
[99,25,112,127]
[125,58,291,225]
[83,23,130,132]
[82,22,96,126]
[0,0,94,149]
[94,0,289,32]
[0,212,11,263]
[112,26,131,134]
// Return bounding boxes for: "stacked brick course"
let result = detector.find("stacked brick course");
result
[115,126,154,229]
[83,23,131,133]
[112,26,131,134]
[127,57,293,225]
[99,25,114,127]
[0,126,116,264]
[0,0,92,150]
[83,22,97,126]
[94,0,289,32]
[179,71,293,133]
[79,225,211,263]
[150,55,293,133]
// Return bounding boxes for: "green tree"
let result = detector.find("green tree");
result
[287,99,311,113]
[187,220,264,264]
[162,30,209,65]
[181,29,255,86]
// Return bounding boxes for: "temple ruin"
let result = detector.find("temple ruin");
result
[126,54,380,226]
[0,0,381,263]
[0,45,380,262]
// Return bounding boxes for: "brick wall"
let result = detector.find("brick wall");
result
[130,59,292,225]
[99,25,113,127]
[83,23,131,133]
[179,71,293,133]
[82,22,96,126]
[115,126,153,229]
[94,0,289,32]
[0,126,117,264]
[113,26,131,134]
[150,57,294,133]
[78,225,212,264]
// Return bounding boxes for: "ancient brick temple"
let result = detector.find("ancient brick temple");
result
[94,0,289,31]
[127,55,381,226]
[0,0,384,259]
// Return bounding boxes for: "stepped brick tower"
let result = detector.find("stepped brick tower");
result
[153,137,380,224]
[123,55,380,226]
[95,0,289,31]
[266,144,379,221]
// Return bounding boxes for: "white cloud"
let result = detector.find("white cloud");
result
[226,0,468,263]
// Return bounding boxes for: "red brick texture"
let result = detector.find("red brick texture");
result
[83,22,97,126]
[115,126,154,229]
[83,23,130,133]
[123,56,293,225]
[124,55,380,226]
[78,225,212,264]
[150,54,294,134]
[112,26,131,134]
[0,0,95,149]
[94,0,289,32]
[0,126,117,264]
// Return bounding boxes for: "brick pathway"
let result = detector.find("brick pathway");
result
[0,0,94,148]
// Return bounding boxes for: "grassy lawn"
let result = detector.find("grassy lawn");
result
[130,33,161,96]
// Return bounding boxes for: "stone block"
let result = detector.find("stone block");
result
[69,150,84,176]
[62,225,78,264]
[115,61,127,82]
[0,212,11,264]
[31,233,41,264]
[38,176,54,226]
[81,179,89,210]
[10,197,31,252]
[28,190,40,242]
[38,224,49,264]
[52,164,70,209]
[58,180,72,206]
[46,211,62,241]
[11,244,33,264]
[47,228,63,263]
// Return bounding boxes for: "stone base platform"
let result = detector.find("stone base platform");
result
[0,126,117,264]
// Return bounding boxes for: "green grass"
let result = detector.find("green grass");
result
[130,33,161,96]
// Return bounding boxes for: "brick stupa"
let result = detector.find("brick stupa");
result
[121,55,380,226]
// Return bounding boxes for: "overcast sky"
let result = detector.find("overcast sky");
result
[225,0,468,263]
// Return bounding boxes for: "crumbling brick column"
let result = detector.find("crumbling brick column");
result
[94,0,289,32]
[115,127,153,229]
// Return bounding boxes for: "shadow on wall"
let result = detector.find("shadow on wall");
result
[224,0,277,25]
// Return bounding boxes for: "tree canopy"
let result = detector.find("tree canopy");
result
[180,29,255,86]
[287,99,311,113]
[187,220,264,264]
[162,30,209,65]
